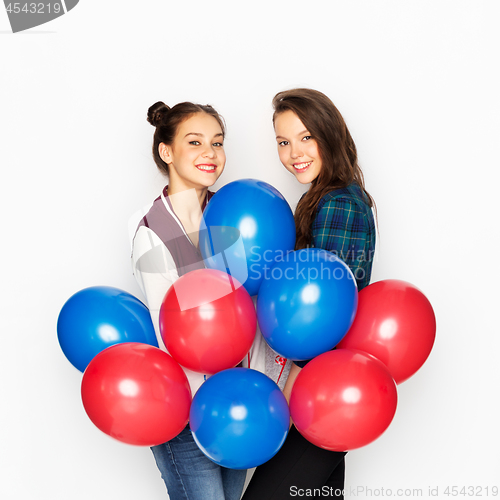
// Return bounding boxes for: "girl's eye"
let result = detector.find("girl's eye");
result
[302,135,312,141]
[278,140,289,147]
[213,142,223,147]
[189,141,201,145]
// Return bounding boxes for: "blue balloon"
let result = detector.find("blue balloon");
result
[190,368,290,469]
[257,248,358,360]
[57,286,158,372]
[200,179,296,296]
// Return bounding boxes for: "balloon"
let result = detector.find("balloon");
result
[257,248,358,360]
[337,279,436,384]
[159,269,256,374]
[81,343,191,446]
[199,179,296,296]
[57,286,158,372]
[190,368,290,469]
[290,349,397,451]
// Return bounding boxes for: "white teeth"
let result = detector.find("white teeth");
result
[294,161,311,170]
[197,165,216,171]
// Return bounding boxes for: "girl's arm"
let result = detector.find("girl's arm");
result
[131,226,178,345]
[283,195,376,413]
[312,196,374,289]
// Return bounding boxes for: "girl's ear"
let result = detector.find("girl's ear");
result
[159,143,172,165]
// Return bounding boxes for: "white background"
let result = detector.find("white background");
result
[1,1,499,499]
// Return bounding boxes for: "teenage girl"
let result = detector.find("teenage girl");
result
[242,88,376,499]
[131,101,255,500]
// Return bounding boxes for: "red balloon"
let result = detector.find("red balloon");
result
[337,280,436,384]
[290,349,397,451]
[81,343,191,446]
[159,269,257,374]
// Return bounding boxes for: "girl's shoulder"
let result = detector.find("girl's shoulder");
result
[138,190,171,232]
[138,187,215,235]
[318,183,371,213]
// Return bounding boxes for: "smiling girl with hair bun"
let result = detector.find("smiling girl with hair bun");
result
[132,100,255,500]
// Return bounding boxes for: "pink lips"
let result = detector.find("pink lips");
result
[292,161,312,173]
[196,164,217,172]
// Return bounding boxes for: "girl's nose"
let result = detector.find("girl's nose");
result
[202,145,216,158]
[290,143,303,159]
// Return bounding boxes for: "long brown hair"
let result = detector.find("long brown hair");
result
[272,88,374,249]
[147,101,226,176]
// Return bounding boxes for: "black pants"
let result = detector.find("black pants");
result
[242,425,346,500]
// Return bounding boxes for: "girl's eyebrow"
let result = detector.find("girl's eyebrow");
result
[276,130,309,140]
[184,132,224,138]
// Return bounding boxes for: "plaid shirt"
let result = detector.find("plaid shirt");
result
[310,183,376,291]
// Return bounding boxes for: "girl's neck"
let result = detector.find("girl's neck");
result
[167,180,207,215]
[166,181,208,248]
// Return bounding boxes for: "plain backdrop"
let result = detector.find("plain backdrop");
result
[1,1,499,499]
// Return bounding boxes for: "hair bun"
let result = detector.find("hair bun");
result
[147,101,171,127]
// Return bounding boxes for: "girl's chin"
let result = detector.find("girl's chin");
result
[296,176,312,185]
[294,172,316,185]
[198,177,219,188]
[193,171,221,186]
[286,167,318,185]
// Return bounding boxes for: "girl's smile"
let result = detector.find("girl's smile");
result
[292,160,313,172]
[195,163,218,172]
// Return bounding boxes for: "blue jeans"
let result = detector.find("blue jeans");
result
[151,425,247,500]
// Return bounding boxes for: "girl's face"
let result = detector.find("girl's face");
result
[274,110,322,184]
[160,112,226,190]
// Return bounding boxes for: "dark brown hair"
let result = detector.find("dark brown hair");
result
[147,101,226,176]
[272,88,374,249]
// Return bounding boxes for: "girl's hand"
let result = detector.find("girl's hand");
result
[282,362,302,428]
